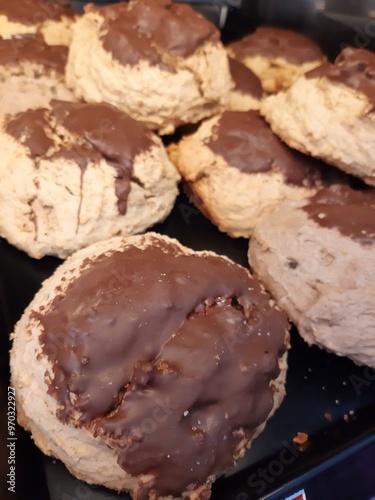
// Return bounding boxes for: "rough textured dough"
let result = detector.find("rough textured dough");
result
[0,115,180,259]
[66,10,232,134]
[170,114,319,238]
[249,201,375,368]
[261,75,375,186]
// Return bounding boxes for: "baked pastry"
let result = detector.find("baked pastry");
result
[0,34,75,115]
[261,48,375,186]
[0,0,76,46]
[227,57,263,111]
[0,101,180,259]
[249,184,375,368]
[170,110,323,238]
[65,0,232,134]
[227,26,325,93]
[10,232,290,500]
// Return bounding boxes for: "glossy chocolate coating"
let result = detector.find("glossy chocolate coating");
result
[0,34,67,72]
[303,184,375,244]
[5,101,154,215]
[35,238,289,498]
[306,47,375,105]
[206,110,322,186]
[228,57,262,98]
[228,26,323,65]
[0,0,74,25]
[87,0,219,68]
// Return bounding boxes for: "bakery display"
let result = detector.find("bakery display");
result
[0,34,75,115]
[170,110,324,237]
[0,101,180,259]
[261,47,375,186]
[227,26,325,93]
[65,0,232,134]
[227,57,263,111]
[10,233,290,499]
[0,0,76,46]
[249,184,375,368]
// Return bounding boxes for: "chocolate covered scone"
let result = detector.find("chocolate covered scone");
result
[227,57,263,111]
[261,48,375,186]
[0,102,179,259]
[66,0,232,134]
[227,26,325,93]
[0,35,75,115]
[0,0,76,46]
[170,110,323,238]
[249,185,375,368]
[11,233,290,500]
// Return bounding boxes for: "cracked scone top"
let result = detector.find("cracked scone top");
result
[249,184,375,368]
[0,0,76,45]
[0,101,179,259]
[65,0,232,134]
[10,233,290,499]
[0,34,75,114]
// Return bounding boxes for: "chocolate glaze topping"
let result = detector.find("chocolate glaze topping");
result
[229,57,263,98]
[6,108,54,156]
[5,101,154,215]
[306,48,375,106]
[207,111,322,186]
[35,238,289,498]
[228,26,323,65]
[0,34,67,72]
[303,184,375,244]
[0,0,75,25]
[87,0,219,68]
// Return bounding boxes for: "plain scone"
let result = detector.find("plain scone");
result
[0,102,180,259]
[0,0,77,45]
[66,0,232,134]
[261,47,375,186]
[11,233,290,500]
[170,110,323,238]
[249,186,375,368]
[0,35,75,115]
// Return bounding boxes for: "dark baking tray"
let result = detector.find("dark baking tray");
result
[1,191,375,500]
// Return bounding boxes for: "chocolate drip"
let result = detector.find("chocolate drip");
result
[303,184,375,244]
[306,48,375,106]
[5,101,154,215]
[228,26,323,65]
[0,0,75,25]
[207,111,321,186]
[34,240,288,498]
[87,0,219,68]
[50,101,154,215]
[0,34,68,72]
[228,58,262,98]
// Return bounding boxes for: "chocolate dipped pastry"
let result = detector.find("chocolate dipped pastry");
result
[65,0,232,134]
[10,233,290,500]
[249,184,375,368]
[169,109,327,238]
[0,34,76,115]
[227,26,325,93]
[227,57,263,111]
[0,0,77,46]
[261,47,375,186]
[0,102,179,259]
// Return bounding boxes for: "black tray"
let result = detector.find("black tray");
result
[1,191,375,500]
